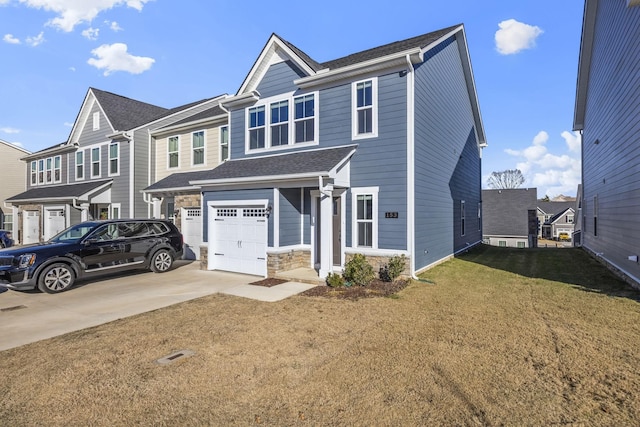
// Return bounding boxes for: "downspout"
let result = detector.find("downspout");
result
[405,54,419,280]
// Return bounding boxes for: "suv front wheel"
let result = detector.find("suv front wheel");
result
[38,263,76,293]
[150,249,173,273]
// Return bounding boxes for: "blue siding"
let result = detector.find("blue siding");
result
[256,61,305,98]
[202,189,274,245]
[279,188,302,246]
[413,36,482,270]
[581,1,640,284]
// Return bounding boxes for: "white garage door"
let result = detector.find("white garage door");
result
[23,210,40,244]
[181,207,202,260]
[209,207,267,277]
[44,209,66,241]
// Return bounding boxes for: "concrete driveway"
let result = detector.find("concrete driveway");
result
[0,261,315,351]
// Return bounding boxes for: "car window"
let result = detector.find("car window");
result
[119,222,149,238]
[148,222,169,235]
[51,224,97,243]
[89,224,119,241]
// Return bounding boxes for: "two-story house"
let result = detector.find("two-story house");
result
[142,103,229,259]
[483,188,538,248]
[537,200,575,240]
[0,139,31,238]
[184,25,486,279]
[574,0,640,288]
[7,88,226,244]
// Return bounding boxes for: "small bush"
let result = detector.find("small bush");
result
[344,254,375,286]
[326,272,345,288]
[380,254,407,282]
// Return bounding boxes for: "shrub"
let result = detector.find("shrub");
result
[344,253,375,286]
[326,272,345,288]
[380,254,407,282]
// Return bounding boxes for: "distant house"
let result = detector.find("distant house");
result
[574,0,640,287]
[482,188,537,248]
[537,201,575,240]
[0,139,30,237]
[188,25,486,279]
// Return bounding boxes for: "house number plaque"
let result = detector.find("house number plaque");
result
[385,212,399,219]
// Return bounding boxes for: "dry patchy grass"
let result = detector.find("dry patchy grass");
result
[1,245,639,426]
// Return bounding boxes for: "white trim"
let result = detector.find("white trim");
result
[75,151,84,181]
[108,141,120,177]
[219,125,229,162]
[167,135,180,170]
[351,186,379,250]
[273,188,280,248]
[191,129,206,167]
[351,77,378,140]
[110,203,121,219]
[92,111,100,131]
[91,146,101,178]
[405,54,416,276]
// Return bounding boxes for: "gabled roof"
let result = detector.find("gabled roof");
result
[0,139,30,155]
[143,169,214,193]
[573,0,597,131]
[155,105,227,132]
[7,180,111,203]
[537,201,575,216]
[91,88,169,131]
[549,207,575,224]
[190,146,356,186]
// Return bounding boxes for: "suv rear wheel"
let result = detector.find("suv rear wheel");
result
[150,249,173,273]
[38,263,76,293]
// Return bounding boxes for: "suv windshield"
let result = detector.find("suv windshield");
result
[50,223,99,243]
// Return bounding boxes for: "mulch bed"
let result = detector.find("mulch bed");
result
[249,278,288,288]
[300,279,410,300]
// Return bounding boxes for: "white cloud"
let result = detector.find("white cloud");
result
[3,34,21,44]
[19,0,153,32]
[504,130,582,198]
[495,19,543,55]
[26,31,45,46]
[64,122,74,127]
[82,27,99,40]
[106,20,123,31]
[1,127,20,134]
[87,43,155,75]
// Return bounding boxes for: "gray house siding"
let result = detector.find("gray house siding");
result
[413,36,481,270]
[279,188,302,246]
[202,188,274,246]
[581,1,640,284]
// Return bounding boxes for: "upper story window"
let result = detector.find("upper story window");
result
[30,161,36,185]
[109,142,119,176]
[248,106,266,150]
[93,112,100,131]
[76,151,84,180]
[352,78,378,139]
[91,147,101,178]
[567,214,574,223]
[294,94,315,143]
[38,159,44,184]
[45,158,53,183]
[245,92,318,153]
[270,101,289,146]
[461,200,466,236]
[192,131,205,166]
[54,156,61,182]
[220,126,229,162]
[168,136,179,168]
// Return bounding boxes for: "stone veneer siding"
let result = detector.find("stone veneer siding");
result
[173,193,201,233]
[345,253,411,279]
[199,245,311,276]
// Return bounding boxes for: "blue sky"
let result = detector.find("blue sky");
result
[0,0,584,198]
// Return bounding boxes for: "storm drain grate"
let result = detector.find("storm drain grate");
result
[156,349,195,365]
[1,305,27,312]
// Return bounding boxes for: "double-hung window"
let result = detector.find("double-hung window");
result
[294,94,315,143]
[270,101,289,146]
[249,106,266,149]
[168,136,179,168]
[220,126,229,161]
[109,142,119,175]
[91,147,100,178]
[352,187,378,249]
[46,158,52,183]
[192,131,205,165]
[30,161,36,185]
[38,159,44,184]
[54,156,61,182]
[76,151,84,180]
[352,78,378,139]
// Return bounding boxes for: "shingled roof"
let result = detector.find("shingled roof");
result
[7,180,111,203]
[91,88,169,131]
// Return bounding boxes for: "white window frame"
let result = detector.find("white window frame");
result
[91,147,101,178]
[351,187,379,249]
[478,202,481,231]
[45,157,53,184]
[30,161,37,185]
[53,155,61,183]
[219,125,229,162]
[76,151,84,180]
[93,111,100,131]
[352,77,378,140]
[247,105,266,150]
[111,203,121,219]
[245,92,319,154]
[38,159,44,184]
[461,200,466,236]
[270,100,289,147]
[191,130,206,166]
[167,135,180,169]
[108,142,119,176]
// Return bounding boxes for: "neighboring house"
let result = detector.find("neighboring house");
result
[482,188,537,248]
[0,139,30,237]
[537,201,575,239]
[573,184,583,246]
[6,88,226,244]
[185,25,486,279]
[142,102,229,259]
[574,0,640,288]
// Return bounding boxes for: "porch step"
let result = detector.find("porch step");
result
[275,268,326,286]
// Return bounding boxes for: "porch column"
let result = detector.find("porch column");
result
[152,197,162,219]
[79,203,90,222]
[319,191,334,279]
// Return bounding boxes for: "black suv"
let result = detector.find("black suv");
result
[0,219,183,293]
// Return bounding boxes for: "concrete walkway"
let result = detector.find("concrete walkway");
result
[0,261,316,351]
